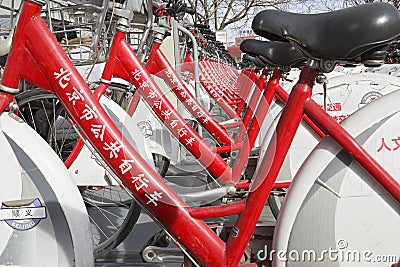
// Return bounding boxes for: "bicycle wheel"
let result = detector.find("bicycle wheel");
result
[15,88,142,258]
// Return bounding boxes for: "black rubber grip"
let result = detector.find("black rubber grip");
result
[194,23,210,29]
[199,28,212,34]
[183,7,195,15]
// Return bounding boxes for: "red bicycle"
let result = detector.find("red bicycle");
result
[1,1,400,266]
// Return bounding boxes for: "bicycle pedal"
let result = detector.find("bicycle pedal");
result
[142,246,184,263]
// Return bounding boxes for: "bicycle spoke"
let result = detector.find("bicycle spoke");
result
[83,188,131,208]
[88,214,110,242]
[27,102,38,132]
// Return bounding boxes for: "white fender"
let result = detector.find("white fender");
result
[101,95,155,169]
[349,63,400,76]
[132,97,172,160]
[0,112,93,266]
[273,88,400,266]
[0,118,22,257]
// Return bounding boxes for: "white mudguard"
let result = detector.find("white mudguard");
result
[258,72,400,183]
[0,112,93,266]
[68,95,155,185]
[273,89,400,266]
[132,97,172,160]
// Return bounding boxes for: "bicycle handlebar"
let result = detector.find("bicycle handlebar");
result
[183,6,195,15]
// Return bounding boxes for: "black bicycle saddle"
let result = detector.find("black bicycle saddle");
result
[252,3,400,63]
[240,39,306,67]
[241,53,267,68]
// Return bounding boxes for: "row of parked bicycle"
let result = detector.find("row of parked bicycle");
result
[0,0,399,266]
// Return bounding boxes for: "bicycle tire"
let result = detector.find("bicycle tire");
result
[267,188,287,220]
[15,88,143,258]
[153,153,170,178]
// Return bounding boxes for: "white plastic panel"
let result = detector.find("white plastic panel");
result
[273,89,400,267]
[0,112,93,266]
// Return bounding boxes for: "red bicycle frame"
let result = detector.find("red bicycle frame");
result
[146,41,235,147]
[1,1,400,266]
[182,50,261,120]
[183,52,243,118]
[96,23,277,186]
[145,40,271,146]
